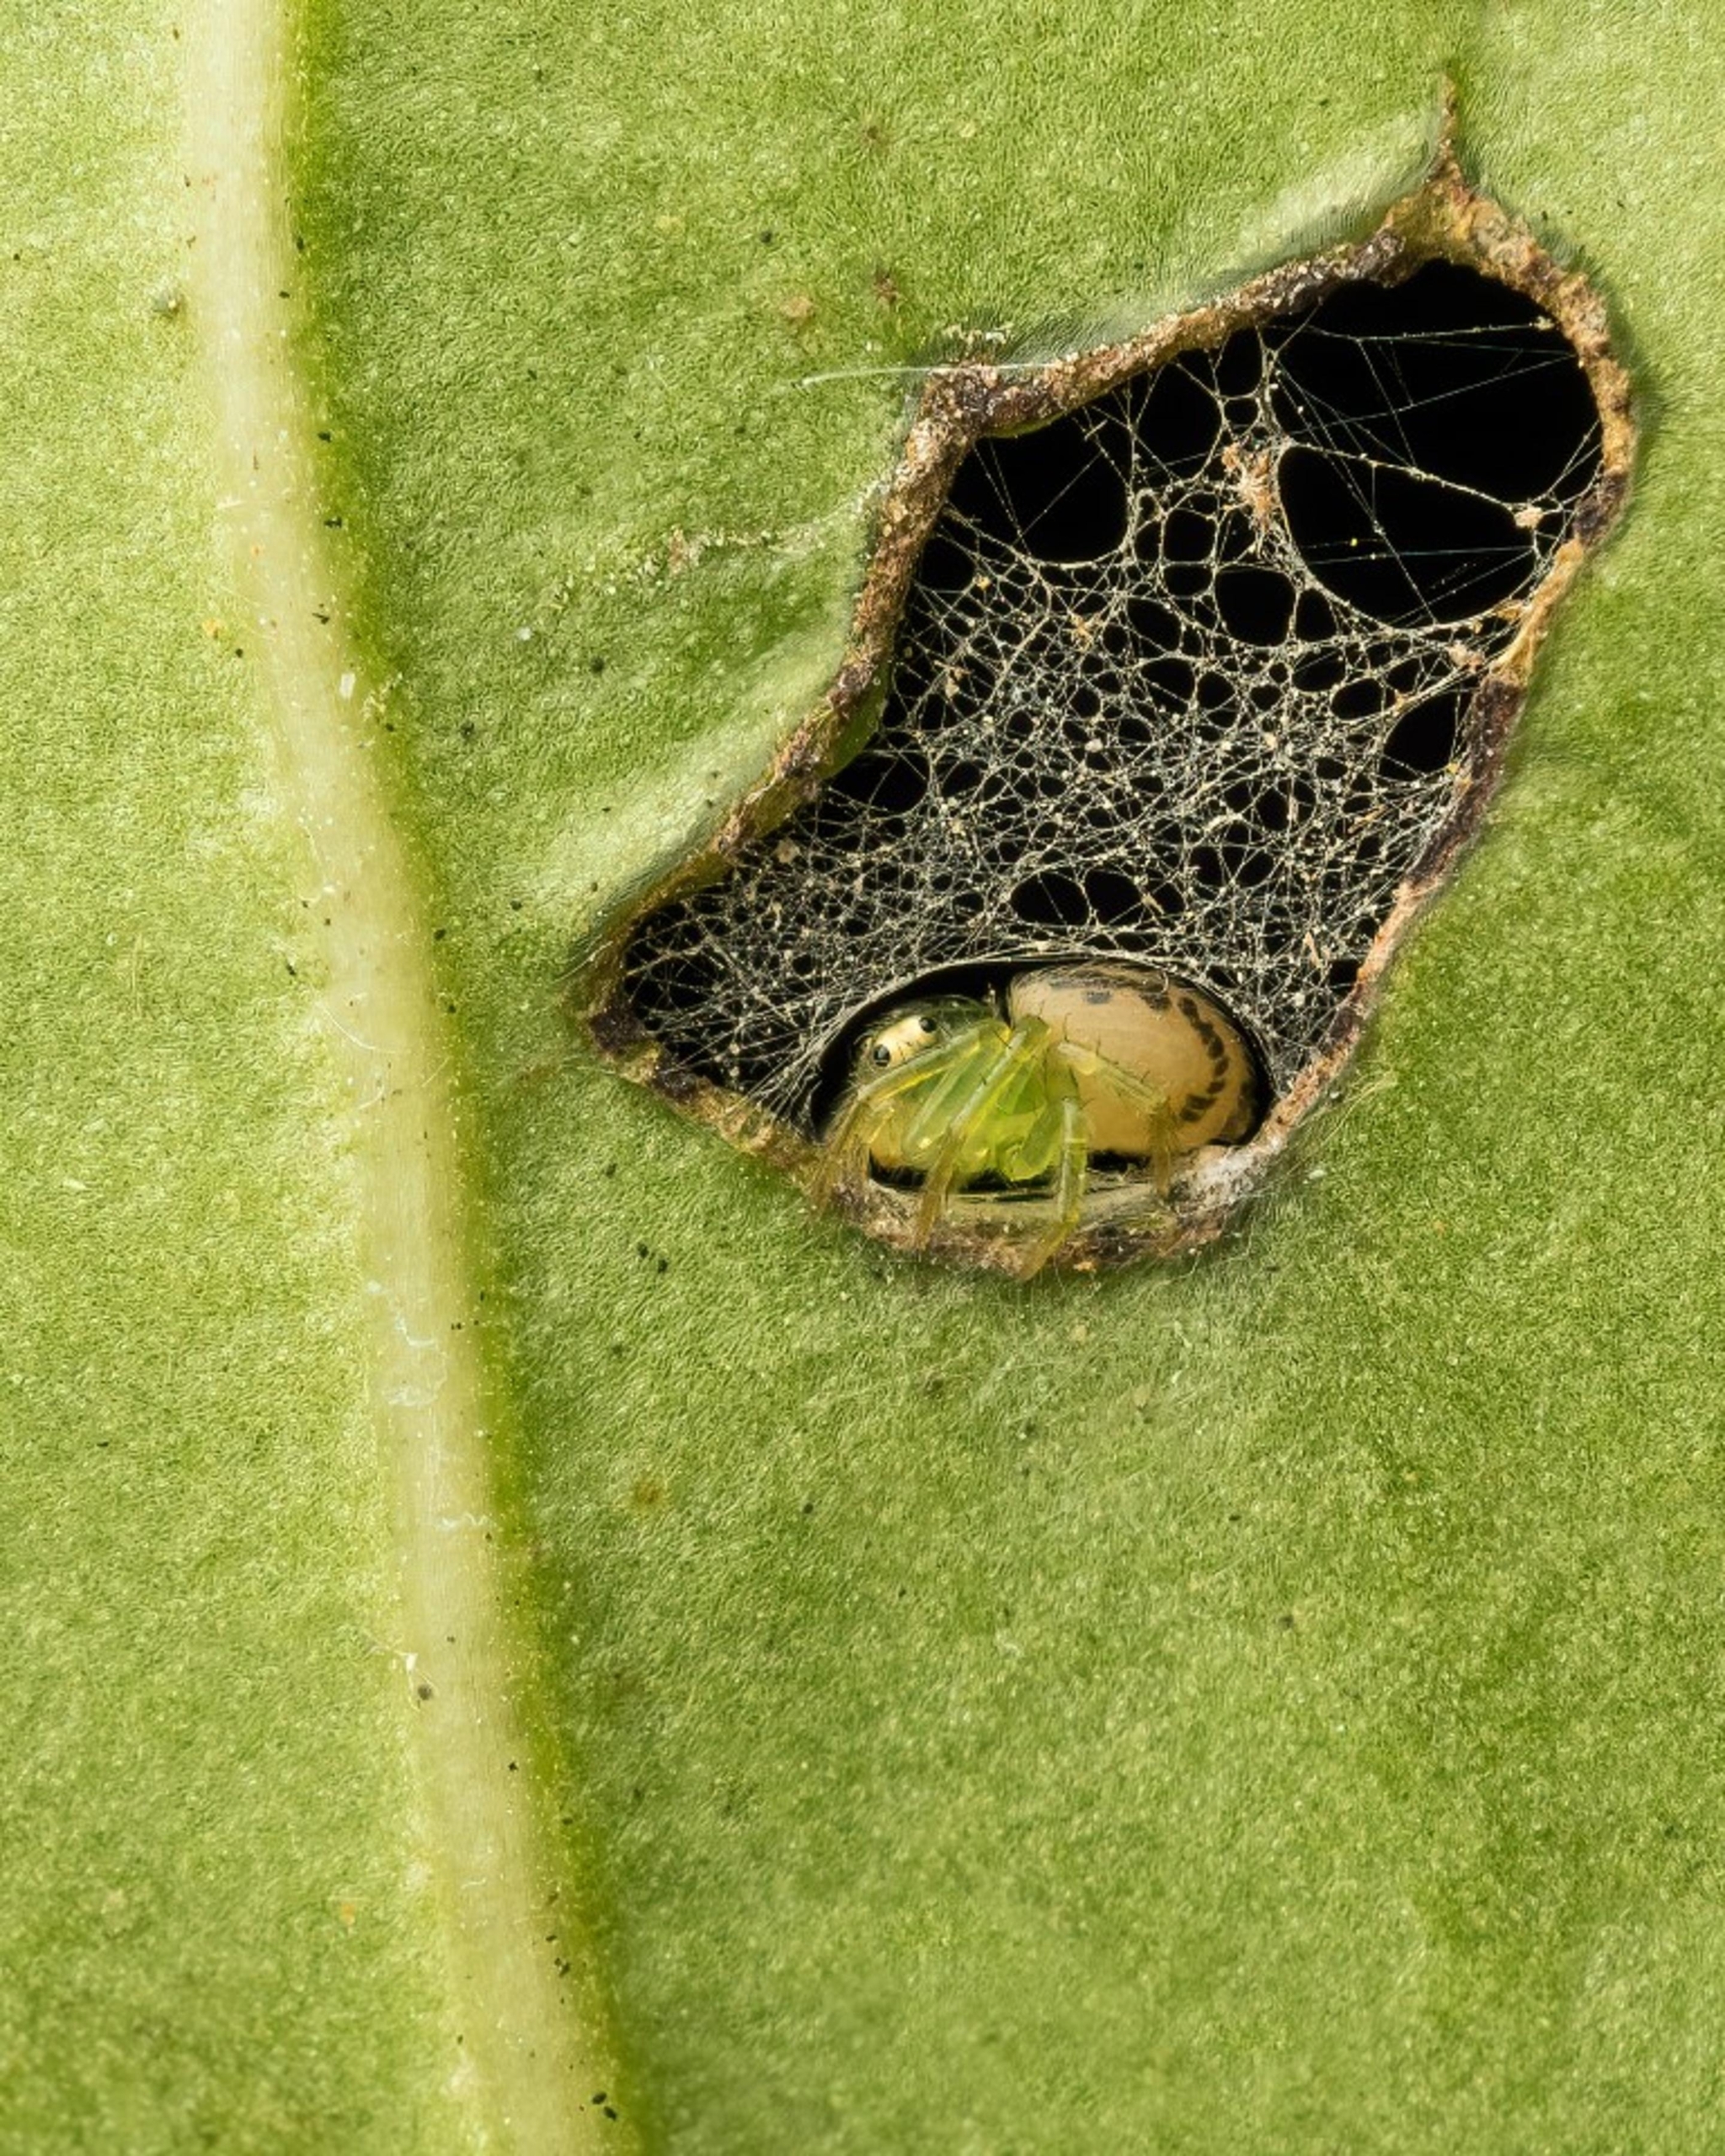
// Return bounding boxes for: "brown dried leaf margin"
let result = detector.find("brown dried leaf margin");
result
[576,137,1635,1278]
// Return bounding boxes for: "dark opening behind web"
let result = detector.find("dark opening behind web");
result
[619,262,1602,1129]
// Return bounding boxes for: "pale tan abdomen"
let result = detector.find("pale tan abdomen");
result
[1007,963,1258,1155]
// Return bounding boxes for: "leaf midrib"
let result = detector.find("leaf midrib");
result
[184,4,630,2146]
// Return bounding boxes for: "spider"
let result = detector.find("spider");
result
[818,961,1259,1273]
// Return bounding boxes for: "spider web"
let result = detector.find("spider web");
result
[619,263,1603,1128]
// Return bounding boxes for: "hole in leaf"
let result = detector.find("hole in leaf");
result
[598,177,1624,1267]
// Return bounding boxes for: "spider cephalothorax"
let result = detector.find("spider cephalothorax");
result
[818,962,1258,1275]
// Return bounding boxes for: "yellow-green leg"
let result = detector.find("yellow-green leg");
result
[813,1033,976,1204]
[1016,1091,1088,1278]
[1049,1038,1183,1187]
[911,1021,1047,1244]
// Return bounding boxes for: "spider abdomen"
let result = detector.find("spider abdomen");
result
[1007,964,1258,1155]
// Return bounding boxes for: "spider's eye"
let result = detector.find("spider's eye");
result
[917,1016,937,1034]
[871,1041,893,1068]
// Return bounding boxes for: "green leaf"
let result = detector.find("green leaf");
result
[8,0,1722,2148]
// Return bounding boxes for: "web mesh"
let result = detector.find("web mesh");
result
[619,263,1603,1128]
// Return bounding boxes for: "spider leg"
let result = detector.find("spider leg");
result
[911,1020,1047,1245]
[999,1049,1076,1182]
[812,1089,885,1207]
[813,1034,977,1205]
[1049,1037,1183,1187]
[1015,1087,1087,1279]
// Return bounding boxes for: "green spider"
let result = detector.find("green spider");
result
[818,962,1259,1274]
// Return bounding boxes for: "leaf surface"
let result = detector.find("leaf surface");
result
[8,0,1723,2148]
